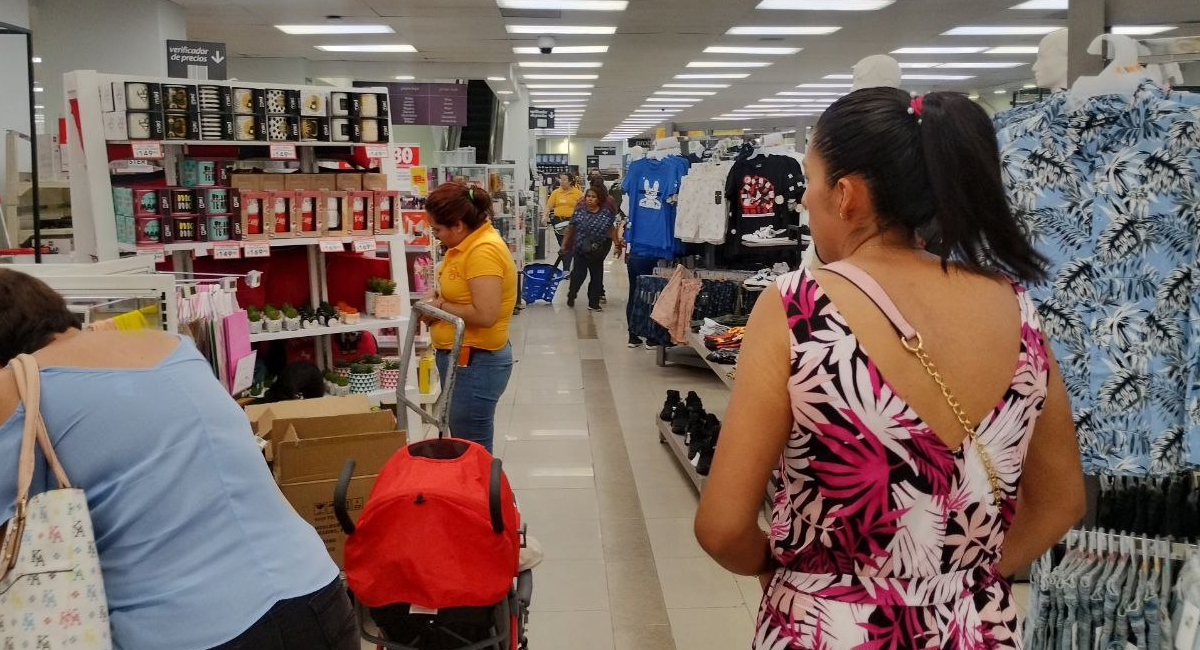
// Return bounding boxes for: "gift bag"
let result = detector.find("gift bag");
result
[0,354,111,649]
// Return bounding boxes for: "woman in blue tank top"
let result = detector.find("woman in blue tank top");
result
[0,269,357,650]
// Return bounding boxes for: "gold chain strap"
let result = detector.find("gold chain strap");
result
[900,333,1004,507]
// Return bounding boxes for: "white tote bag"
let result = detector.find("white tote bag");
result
[0,354,111,649]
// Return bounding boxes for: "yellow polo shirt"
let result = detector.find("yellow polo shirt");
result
[548,187,582,220]
[433,221,517,351]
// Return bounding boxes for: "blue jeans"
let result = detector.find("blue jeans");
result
[435,343,513,454]
[625,253,659,341]
[209,578,356,650]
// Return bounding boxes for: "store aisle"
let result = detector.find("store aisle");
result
[493,258,760,650]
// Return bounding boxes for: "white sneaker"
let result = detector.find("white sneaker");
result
[743,268,778,288]
[698,319,729,337]
[741,226,794,247]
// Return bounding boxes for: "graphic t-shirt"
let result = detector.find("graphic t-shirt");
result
[725,154,805,243]
[548,186,583,219]
[622,155,690,259]
[569,206,616,253]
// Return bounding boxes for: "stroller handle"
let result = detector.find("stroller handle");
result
[489,458,504,534]
[334,459,357,535]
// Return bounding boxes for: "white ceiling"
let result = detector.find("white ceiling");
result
[180,0,1199,138]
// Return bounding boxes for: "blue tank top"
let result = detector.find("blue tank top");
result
[0,337,338,649]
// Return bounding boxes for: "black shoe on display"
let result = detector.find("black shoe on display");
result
[659,390,681,421]
[685,391,703,412]
[671,407,690,435]
[696,448,715,475]
[682,408,705,441]
[689,413,719,460]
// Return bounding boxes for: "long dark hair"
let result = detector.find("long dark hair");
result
[811,88,1045,282]
[586,182,609,207]
[0,269,82,366]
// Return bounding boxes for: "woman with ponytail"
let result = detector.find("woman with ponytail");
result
[423,181,517,453]
[696,88,1084,648]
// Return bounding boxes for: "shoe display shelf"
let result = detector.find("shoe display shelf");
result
[656,417,707,493]
[687,330,735,390]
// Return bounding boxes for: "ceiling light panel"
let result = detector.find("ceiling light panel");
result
[664,83,731,88]
[777,90,843,95]
[506,25,617,34]
[513,45,610,54]
[315,44,417,52]
[942,25,1059,35]
[523,74,599,79]
[675,73,751,79]
[686,61,773,68]
[528,91,592,95]
[645,97,698,102]
[277,24,395,34]
[903,74,975,80]
[526,84,595,88]
[704,46,802,55]
[395,75,415,80]
[892,46,987,54]
[727,26,841,35]
[937,61,1026,68]
[797,83,852,88]
[1010,0,1066,8]
[518,61,603,67]
[985,46,1039,54]
[495,90,514,94]
[1112,25,1176,35]
[487,76,506,81]
[823,74,853,79]
[757,0,894,9]
[498,0,628,9]
[654,90,717,96]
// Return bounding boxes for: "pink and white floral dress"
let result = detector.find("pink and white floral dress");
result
[755,267,1050,650]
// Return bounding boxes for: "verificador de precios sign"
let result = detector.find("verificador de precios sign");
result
[166,39,228,80]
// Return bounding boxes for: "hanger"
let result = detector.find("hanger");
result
[1069,33,1146,101]
[648,137,681,160]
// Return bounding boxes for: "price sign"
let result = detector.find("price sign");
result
[363,144,389,159]
[393,144,420,168]
[269,143,297,160]
[131,142,164,160]
[191,245,209,258]
[352,237,377,253]
[242,241,271,258]
[140,244,166,264]
[319,238,345,253]
[212,242,242,260]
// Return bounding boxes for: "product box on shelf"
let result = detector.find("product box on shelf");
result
[113,81,163,113]
[164,112,201,141]
[112,187,134,216]
[180,159,228,187]
[102,112,128,140]
[234,114,265,141]
[266,115,300,141]
[329,91,358,117]
[133,189,159,216]
[164,214,199,243]
[323,190,350,236]
[300,90,328,117]
[201,214,233,242]
[335,173,363,191]
[358,93,389,119]
[198,85,233,113]
[294,190,324,237]
[270,191,295,238]
[124,112,165,140]
[299,116,330,142]
[115,215,135,245]
[197,187,230,214]
[265,88,301,115]
[347,191,375,236]
[200,114,236,141]
[310,174,337,191]
[162,84,198,112]
[358,118,389,144]
[229,174,261,192]
[236,190,272,240]
[159,188,197,215]
[134,215,162,245]
[401,210,430,246]
[362,173,388,191]
[258,174,287,192]
[284,174,316,191]
[374,190,399,235]
[329,117,356,143]
[232,87,265,115]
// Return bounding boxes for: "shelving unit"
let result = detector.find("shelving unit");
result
[657,417,706,492]
[248,315,407,343]
[4,131,71,250]
[687,331,736,390]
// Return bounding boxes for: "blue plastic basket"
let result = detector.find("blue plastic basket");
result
[522,262,567,304]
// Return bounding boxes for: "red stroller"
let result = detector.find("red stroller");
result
[333,303,533,650]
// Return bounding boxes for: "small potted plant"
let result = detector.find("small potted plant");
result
[323,370,336,395]
[374,279,402,318]
[339,303,360,325]
[365,277,385,316]
[379,358,401,390]
[362,354,385,376]
[317,301,337,327]
[246,305,263,334]
[333,359,352,379]
[298,304,318,329]
[348,362,379,394]
[327,375,348,396]
[282,303,301,331]
[263,304,283,333]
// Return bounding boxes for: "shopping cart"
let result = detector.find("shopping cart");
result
[521,256,567,304]
[334,302,533,650]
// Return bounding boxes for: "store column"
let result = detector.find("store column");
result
[32,0,186,128]
[0,0,31,199]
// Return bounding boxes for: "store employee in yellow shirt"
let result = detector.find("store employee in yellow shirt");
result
[424,181,517,453]
[543,172,582,272]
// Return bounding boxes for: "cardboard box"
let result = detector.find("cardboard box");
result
[102,112,128,140]
[164,112,201,141]
[299,116,330,142]
[126,112,165,140]
[229,174,262,192]
[198,85,233,113]
[310,174,337,191]
[347,191,375,236]
[362,173,388,191]
[374,191,400,235]
[270,191,295,238]
[335,173,363,191]
[266,115,300,141]
[300,90,328,117]
[249,394,372,440]
[199,113,235,141]
[233,87,265,115]
[294,190,325,237]
[258,174,287,192]
[330,117,355,143]
[323,191,350,236]
[234,114,265,142]
[284,173,317,191]
[117,82,163,113]
[236,191,272,240]
[162,84,199,112]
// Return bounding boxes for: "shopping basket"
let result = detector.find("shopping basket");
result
[521,257,566,304]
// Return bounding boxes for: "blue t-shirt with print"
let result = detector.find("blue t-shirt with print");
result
[622,155,689,259]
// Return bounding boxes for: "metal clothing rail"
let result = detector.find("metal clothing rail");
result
[0,21,41,260]
[1139,35,1200,65]
[1066,527,1199,563]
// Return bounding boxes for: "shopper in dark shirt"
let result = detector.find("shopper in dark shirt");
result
[562,185,618,311]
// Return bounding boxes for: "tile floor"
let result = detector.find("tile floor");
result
[402,257,1030,649]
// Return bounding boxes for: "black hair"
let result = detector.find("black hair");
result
[0,268,82,366]
[586,182,609,206]
[812,87,1045,282]
[426,181,494,230]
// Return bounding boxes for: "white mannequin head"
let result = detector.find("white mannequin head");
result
[1033,29,1069,90]
[852,55,902,90]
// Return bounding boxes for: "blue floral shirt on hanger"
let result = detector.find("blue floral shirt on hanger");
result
[996,80,1200,475]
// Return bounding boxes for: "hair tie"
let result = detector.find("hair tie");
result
[467,187,474,201]
[908,95,924,119]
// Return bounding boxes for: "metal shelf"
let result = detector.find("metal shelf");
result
[687,331,735,390]
[249,316,407,343]
[117,235,392,254]
[105,139,369,148]
[657,417,706,493]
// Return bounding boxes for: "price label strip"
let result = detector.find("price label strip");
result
[269,143,297,160]
[363,144,388,159]
[242,241,272,258]
[140,244,166,264]
[319,238,345,253]
[212,242,242,260]
[131,142,164,160]
[352,237,377,253]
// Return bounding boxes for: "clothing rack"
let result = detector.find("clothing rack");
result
[1064,527,1199,563]
[1138,35,1200,64]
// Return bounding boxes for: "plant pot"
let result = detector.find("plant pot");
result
[374,294,403,319]
[284,316,301,331]
[337,384,351,396]
[343,312,360,325]
[303,319,319,329]
[266,317,283,333]
[379,368,401,390]
[364,291,379,316]
[348,370,379,394]
[249,320,263,334]
[334,366,351,379]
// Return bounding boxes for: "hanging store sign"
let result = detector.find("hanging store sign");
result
[166,40,228,80]
[529,107,556,129]
[357,82,467,126]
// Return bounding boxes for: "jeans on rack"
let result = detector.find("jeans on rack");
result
[625,253,659,342]
[435,343,514,454]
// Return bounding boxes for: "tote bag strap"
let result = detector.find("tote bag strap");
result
[11,354,73,510]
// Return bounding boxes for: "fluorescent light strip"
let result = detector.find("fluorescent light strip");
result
[315,44,417,52]
[902,73,975,80]
[498,0,628,10]
[1113,25,1176,35]
[1010,0,1066,8]
[760,98,816,103]
[31,56,41,63]
[395,75,415,80]
[985,46,1039,54]
[529,91,592,95]
[675,73,751,79]
[892,46,987,54]
[277,24,394,34]
[526,84,594,88]
[654,90,717,96]
[523,74,599,79]
[513,45,610,54]
[798,83,852,88]
[633,108,681,112]
[664,83,731,88]
[727,26,840,35]
[936,61,1026,68]
[645,97,697,102]
[823,74,853,79]
[777,90,842,96]
[943,26,1059,35]
[704,46,802,55]
[496,90,514,94]
[686,61,773,68]
[506,25,617,34]
[487,76,507,81]
[757,0,894,9]
[518,61,603,68]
